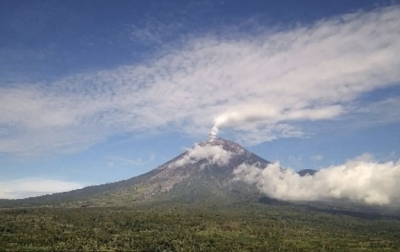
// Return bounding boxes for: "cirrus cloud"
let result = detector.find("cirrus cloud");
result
[0,6,399,155]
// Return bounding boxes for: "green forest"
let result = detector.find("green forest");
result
[1,203,399,251]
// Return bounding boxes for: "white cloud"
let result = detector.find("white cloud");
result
[169,143,232,168]
[0,178,84,199]
[0,6,400,155]
[234,156,400,206]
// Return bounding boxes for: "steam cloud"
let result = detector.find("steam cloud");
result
[234,157,400,206]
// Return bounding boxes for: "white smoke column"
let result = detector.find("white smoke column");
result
[207,115,229,142]
[208,125,218,142]
[234,157,400,206]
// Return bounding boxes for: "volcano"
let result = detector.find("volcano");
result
[2,138,397,219]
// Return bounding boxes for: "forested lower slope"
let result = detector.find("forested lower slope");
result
[1,204,399,251]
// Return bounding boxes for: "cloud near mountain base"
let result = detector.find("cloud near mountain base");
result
[0,178,84,199]
[234,156,400,206]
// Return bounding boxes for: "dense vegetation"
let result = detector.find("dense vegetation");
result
[1,203,399,251]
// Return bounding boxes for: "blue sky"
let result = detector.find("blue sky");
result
[1,0,400,198]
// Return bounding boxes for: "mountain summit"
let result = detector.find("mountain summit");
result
[89,138,272,205]
[0,138,271,207]
[142,138,271,204]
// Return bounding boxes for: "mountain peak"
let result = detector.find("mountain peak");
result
[203,137,238,146]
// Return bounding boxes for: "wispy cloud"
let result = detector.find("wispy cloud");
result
[130,20,184,46]
[1,6,399,156]
[355,97,400,126]
[106,154,156,167]
[0,178,84,199]
[311,155,323,162]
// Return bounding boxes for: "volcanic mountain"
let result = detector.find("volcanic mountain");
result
[2,138,397,219]
[1,138,276,208]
